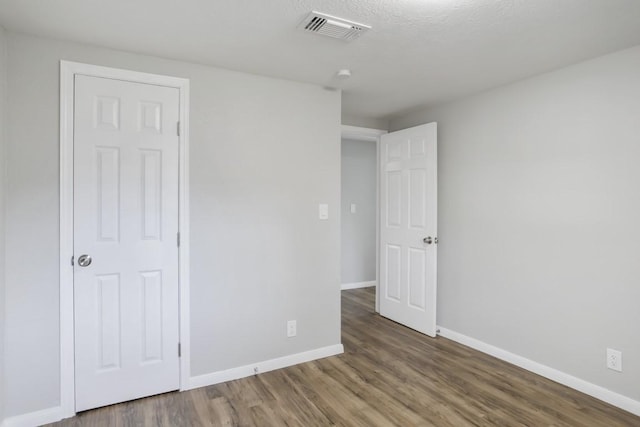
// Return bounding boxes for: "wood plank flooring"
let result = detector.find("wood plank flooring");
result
[49,287,640,426]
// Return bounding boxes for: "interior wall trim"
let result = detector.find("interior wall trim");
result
[438,326,640,417]
[341,281,377,290]
[1,405,65,427]
[185,344,344,391]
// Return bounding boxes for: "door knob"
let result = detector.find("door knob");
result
[77,254,92,267]
[423,237,433,244]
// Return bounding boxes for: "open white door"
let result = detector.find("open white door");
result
[379,123,437,336]
[73,75,180,411]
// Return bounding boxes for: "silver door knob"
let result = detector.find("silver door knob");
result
[77,254,92,267]
[423,237,433,244]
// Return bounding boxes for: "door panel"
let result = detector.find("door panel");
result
[386,171,402,227]
[385,244,402,301]
[96,274,121,370]
[379,123,437,336]
[96,147,120,241]
[141,270,164,363]
[408,247,426,309]
[141,149,163,240]
[409,169,426,228]
[74,75,180,411]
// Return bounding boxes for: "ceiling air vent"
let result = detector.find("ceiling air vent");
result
[298,11,371,42]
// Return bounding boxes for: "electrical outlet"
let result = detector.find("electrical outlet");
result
[287,320,297,337]
[607,348,622,372]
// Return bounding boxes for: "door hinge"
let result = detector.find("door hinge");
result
[177,121,181,137]
[178,343,181,357]
[71,255,74,266]
[177,232,180,247]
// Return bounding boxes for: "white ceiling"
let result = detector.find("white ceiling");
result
[1,0,640,122]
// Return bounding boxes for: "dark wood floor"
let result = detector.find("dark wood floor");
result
[49,287,639,426]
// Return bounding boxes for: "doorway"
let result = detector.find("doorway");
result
[340,125,386,308]
[341,137,377,289]
[340,123,438,337]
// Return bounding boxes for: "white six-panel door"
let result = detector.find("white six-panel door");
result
[73,75,180,411]
[379,123,438,336]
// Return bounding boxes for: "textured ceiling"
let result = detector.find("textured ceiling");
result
[1,0,640,122]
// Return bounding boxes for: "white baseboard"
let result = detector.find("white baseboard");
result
[2,405,65,427]
[2,344,344,426]
[341,281,376,291]
[437,326,640,417]
[185,343,344,390]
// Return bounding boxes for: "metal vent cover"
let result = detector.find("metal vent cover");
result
[298,11,371,41]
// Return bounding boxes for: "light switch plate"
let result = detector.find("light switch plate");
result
[319,203,329,220]
[287,320,297,337]
[350,203,357,214]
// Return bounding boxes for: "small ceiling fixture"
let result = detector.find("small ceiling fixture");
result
[336,69,352,79]
[298,11,371,42]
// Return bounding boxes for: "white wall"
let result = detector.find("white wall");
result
[390,45,640,402]
[4,32,341,418]
[0,24,7,426]
[341,139,377,285]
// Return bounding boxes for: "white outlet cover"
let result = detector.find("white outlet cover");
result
[350,203,357,214]
[607,348,622,372]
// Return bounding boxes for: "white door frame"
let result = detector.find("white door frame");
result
[340,125,387,312]
[59,61,191,418]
